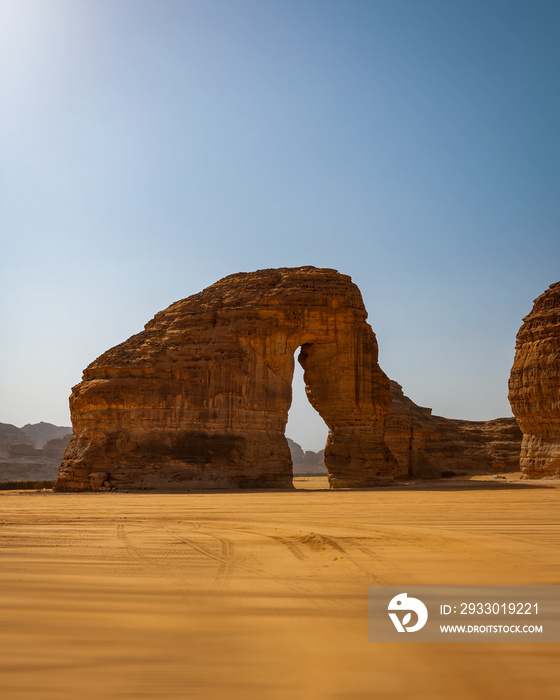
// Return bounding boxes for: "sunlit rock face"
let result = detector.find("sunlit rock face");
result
[55,267,396,491]
[508,281,560,478]
[386,382,522,479]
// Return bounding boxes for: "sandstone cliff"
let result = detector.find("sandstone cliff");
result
[508,281,560,478]
[386,382,522,478]
[56,267,396,491]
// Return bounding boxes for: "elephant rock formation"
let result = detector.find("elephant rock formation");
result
[55,267,396,491]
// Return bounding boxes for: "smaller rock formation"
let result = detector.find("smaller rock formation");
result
[386,382,522,478]
[89,472,111,491]
[509,281,560,478]
[7,443,41,457]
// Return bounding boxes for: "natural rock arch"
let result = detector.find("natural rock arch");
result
[55,267,396,491]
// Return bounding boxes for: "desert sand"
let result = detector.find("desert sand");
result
[1,477,559,699]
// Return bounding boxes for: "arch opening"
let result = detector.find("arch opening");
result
[285,348,328,482]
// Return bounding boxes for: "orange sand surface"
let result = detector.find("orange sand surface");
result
[1,477,559,699]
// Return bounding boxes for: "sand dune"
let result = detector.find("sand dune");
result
[1,477,559,699]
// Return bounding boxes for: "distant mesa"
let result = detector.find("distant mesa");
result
[509,281,560,478]
[0,423,71,483]
[0,423,29,458]
[20,421,73,449]
[288,439,327,475]
[56,267,396,492]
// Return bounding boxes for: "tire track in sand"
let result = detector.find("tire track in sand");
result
[163,524,323,603]
[116,523,166,575]
[162,524,252,583]
[228,525,383,583]
[295,531,384,583]
[265,534,309,561]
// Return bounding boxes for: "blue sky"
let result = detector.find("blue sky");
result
[1,0,559,450]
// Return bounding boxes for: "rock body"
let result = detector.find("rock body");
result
[386,383,522,478]
[55,267,396,492]
[508,281,560,478]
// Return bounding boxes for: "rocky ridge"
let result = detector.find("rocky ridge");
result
[0,423,72,482]
[287,438,327,475]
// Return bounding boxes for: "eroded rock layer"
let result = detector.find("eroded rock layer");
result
[55,267,396,491]
[386,382,522,478]
[508,281,560,478]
